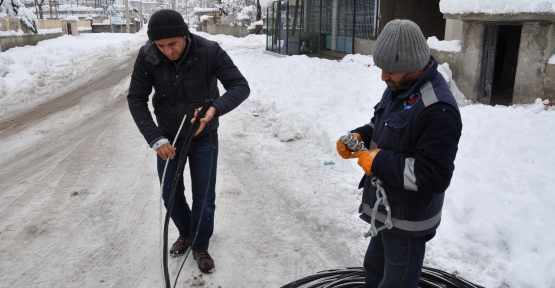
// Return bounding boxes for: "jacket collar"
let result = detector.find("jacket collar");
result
[389,56,439,100]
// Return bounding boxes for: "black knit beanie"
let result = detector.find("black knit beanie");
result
[147,10,189,41]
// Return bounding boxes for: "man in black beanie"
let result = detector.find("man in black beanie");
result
[127,9,250,273]
[336,20,462,287]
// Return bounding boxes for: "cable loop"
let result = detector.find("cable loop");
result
[364,177,393,238]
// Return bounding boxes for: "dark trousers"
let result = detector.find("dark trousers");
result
[364,231,427,288]
[157,136,218,252]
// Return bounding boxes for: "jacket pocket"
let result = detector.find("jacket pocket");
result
[373,102,386,121]
[383,192,408,219]
[379,113,406,153]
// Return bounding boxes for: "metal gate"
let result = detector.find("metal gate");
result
[337,0,354,53]
[479,24,498,105]
[266,0,304,55]
[355,0,378,38]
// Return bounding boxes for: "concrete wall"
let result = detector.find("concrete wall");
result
[0,18,65,52]
[1,17,137,52]
[429,22,484,102]
[202,23,249,38]
[354,37,376,55]
[91,21,141,33]
[0,33,63,52]
[36,19,63,30]
[432,20,555,104]
[0,17,33,34]
[544,63,555,97]
[450,21,484,102]
[444,19,463,41]
[513,22,555,104]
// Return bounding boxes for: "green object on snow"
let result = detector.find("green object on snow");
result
[324,161,335,165]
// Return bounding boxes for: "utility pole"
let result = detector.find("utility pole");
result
[125,0,130,33]
[139,0,143,28]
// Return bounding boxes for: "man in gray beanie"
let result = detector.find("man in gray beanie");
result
[127,9,249,273]
[336,19,462,287]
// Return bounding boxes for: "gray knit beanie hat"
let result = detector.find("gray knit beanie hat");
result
[147,10,189,41]
[372,19,429,73]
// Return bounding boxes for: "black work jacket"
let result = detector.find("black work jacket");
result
[352,57,462,238]
[127,33,250,146]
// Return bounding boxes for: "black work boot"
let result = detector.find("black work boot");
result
[193,251,215,273]
[170,237,190,257]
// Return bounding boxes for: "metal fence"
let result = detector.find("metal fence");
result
[266,0,304,55]
[266,0,378,57]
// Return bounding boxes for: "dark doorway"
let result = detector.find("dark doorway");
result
[491,25,522,105]
[479,24,522,105]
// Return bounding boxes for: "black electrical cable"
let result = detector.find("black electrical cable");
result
[172,120,215,288]
[162,99,213,288]
[280,266,484,288]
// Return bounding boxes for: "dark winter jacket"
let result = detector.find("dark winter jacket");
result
[127,33,250,146]
[352,57,462,238]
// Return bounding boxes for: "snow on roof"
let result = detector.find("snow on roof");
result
[440,0,555,14]
[194,7,219,12]
[199,15,213,21]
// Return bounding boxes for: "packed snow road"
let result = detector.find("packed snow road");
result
[0,48,367,287]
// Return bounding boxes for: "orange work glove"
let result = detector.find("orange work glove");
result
[336,133,362,159]
[350,149,382,175]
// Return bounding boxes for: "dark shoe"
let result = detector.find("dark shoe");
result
[170,237,190,257]
[193,251,215,273]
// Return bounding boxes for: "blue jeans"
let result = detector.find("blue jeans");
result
[364,231,427,288]
[157,135,218,252]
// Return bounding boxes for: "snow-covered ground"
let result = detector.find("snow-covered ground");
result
[1,30,554,288]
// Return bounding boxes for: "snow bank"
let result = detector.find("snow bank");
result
[440,0,555,14]
[427,36,461,52]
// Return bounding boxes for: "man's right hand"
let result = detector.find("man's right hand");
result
[336,133,362,159]
[156,143,176,160]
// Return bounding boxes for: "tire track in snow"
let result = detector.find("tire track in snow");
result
[0,51,163,287]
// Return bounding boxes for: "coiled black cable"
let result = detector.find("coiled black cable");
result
[280,267,484,288]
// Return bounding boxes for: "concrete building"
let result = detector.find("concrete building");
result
[438,12,555,105]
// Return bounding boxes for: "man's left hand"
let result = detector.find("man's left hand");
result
[350,149,382,175]
[191,106,217,136]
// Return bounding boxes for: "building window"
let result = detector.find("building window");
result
[355,0,377,38]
